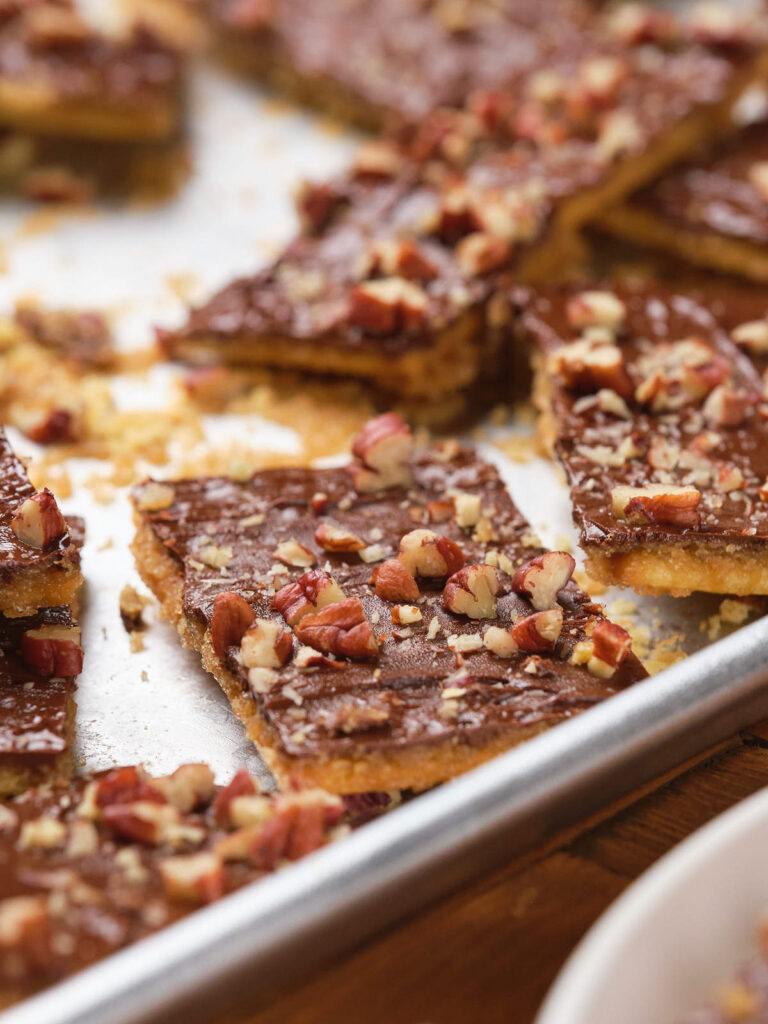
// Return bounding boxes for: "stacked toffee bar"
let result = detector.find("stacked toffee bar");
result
[0,428,83,793]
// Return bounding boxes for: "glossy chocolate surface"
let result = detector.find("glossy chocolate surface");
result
[136,445,646,763]
[520,283,768,551]
[633,121,768,246]
[0,608,75,766]
[0,428,80,583]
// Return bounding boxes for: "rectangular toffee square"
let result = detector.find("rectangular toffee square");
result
[132,414,647,795]
[521,283,768,597]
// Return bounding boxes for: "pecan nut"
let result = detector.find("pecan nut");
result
[294,597,378,660]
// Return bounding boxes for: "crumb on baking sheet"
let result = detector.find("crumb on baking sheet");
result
[701,598,757,641]
[606,596,687,675]
[119,584,151,635]
[574,568,608,597]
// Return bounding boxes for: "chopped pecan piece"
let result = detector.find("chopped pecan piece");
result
[159,852,224,904]
[511,608,563,652]
[590,619,633,676]
[369,239,438,282]
[483,625,519,658]
[511,551,576,611]
[210,592,256,661]
[611,484,701,527]
[314,522,366,552]
[348,277,427,335]
[273,570,346,626]
[294,598,378,660]
[550,338,632,398]
[11,489,67,548]
[371,558,420,602]
[443,564,500,619]
[212,769,257,828]
[349,413,414,492]
[273,538,316,567]
[153,765,216,814]
[566,291,626,331]
[240,619,293,669]
[22,624,83,677]
[398,529,465,578]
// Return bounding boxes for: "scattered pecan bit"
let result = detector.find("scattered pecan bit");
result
[314,522,366,552]
[349,412,414,492]
[294,597,378,660]
[702,385,749,428]
[220,0,274,28]
[352,140,403,181]
[24,407,80,445]
[606,2,674,44]
[159,852,224,905]
[511,551,576,611]
[272,538,316,568]
[578,57,628,105]
[634,339,729,413]
[101,801,181,846]
[689,1,747,45]
[348,277,428,335]
[369,239,438,283]
[240,618,293,669]
[310,492,328,515]
[342,791,395,824]
[120,584,150,634]
[228,794,273,830]
[566,291,626,332]
[18,817,66,850]
[23,4,91,49]
[550,338,632,398]
[398,529,465,579]
[135,481,175,512]
[153,764,216,814]
[590,619,633,675]
[452,491,482,528]
[295,180,340,234]
[371,558,420,602]
[273,570,347,626]
[511,608,563,652]
[647,437,681,471]
[731,318,768,354]
[596,110,642,162]
[443,564,500,619]
[94,766,166,811]
[596,388,632,419]
[210,591,256,661]
[22,624,83,677]
[427,499,454,524]
[455,232,510,277]
[391,604,422,625]
[611,484,702,527]
[324,703,391,734]
[0,896,51,969]
[11,489,67,548]
[483,625,519,658]
[21,167,93,205]
[212,768,257,828]
[716,465,745,493]
[293,646,342,670]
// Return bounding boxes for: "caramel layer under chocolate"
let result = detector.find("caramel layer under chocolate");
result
[0,428,82,617]
[520,282,768,595]
[132,423,646,793]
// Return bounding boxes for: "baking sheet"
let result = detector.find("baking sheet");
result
[1,53,766,1023]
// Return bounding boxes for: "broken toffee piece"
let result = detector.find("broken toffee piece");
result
[0,428,81,618]
[164,8,761,418]
[0,764,345,1001]
[600,120,768,284]
[522,283,768,596]
[132,414,646,795]
[0,607,82,797]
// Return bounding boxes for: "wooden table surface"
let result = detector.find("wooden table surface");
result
[218,726,768,1024]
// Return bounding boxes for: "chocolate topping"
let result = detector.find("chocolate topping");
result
[135,440,646,765]
[632,121,768,247]
[519,282,768,552]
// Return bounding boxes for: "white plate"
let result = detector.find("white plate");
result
[536,784,768,1024]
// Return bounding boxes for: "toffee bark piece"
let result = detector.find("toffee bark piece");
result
[131,415,647,794]
[208,0,597,131]
[0,765,345,1002]
[0,607,82,797]
[521,282,768,596]
[600,120,768,283]
[0,428,81,617]
[0,1,186,142]
[164,14,760,412]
